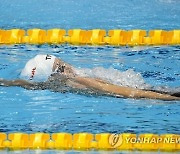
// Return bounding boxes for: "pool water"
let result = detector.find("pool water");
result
[0,0,180,153]
[0,44,180,134]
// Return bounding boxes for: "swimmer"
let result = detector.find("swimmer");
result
[0,54,179,101]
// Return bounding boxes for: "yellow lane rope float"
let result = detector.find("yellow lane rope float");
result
[0,133,179,151]
[0,29,180,45]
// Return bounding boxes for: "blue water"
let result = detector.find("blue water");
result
[0,0,180,153]
[0,0,180,30]
[0,45,180,134]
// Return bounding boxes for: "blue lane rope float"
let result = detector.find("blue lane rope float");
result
[0,132,179,151]
[0,29,180,45]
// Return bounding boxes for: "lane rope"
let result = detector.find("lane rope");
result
[0,132,179,151]
[0,29,179,45]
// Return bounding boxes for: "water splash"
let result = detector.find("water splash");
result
[75,67,151,89]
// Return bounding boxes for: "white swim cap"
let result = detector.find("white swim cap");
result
[20,54,56,81]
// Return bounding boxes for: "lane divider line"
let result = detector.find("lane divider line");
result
[0,133,179,151]
[0,29,179,45]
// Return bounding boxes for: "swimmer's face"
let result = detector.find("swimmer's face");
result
[52,58,65,72]
[52,58,75,77]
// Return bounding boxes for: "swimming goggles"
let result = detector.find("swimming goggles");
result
[54,62,66,73]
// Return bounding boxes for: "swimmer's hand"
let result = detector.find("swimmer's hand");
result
[171,92,180,97]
